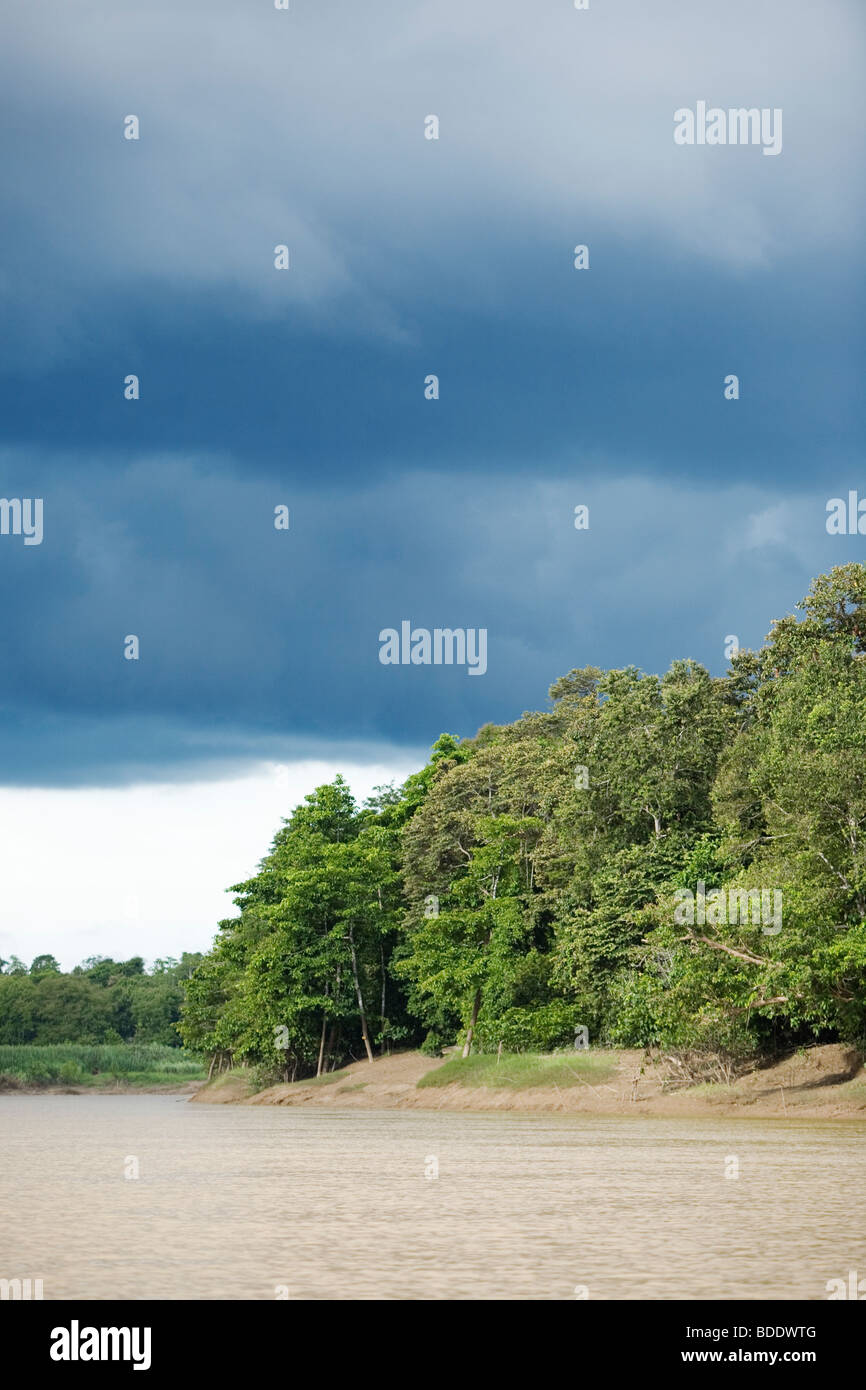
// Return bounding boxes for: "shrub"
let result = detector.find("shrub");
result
[475,1002,583,1053]
[420,1031,446,1057]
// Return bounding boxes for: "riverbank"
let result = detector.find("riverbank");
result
[191,1042,866,1119]
[0,1076,205,1095]
[0,1043,207,1093]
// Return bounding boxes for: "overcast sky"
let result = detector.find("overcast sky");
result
[0,0,863,968]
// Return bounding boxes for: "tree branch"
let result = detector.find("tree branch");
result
[682,932,770,967]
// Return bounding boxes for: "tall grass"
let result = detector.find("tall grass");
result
[0,1043,206,1087]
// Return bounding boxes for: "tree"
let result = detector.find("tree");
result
[29,954,61,978]
[0,974,37,1042]
[181,777,407,1078]
[181,565,866,1067]
[0,956,28,976]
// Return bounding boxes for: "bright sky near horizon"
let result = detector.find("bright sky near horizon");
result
[0,759,418,972]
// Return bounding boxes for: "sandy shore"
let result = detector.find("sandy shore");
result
[191,1043,866,1119]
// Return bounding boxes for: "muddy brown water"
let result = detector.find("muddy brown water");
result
[1,1095,863,1299]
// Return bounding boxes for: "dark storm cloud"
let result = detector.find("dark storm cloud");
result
[0,0,863,782]
[0,448,861,782]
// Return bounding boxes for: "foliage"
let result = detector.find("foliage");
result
[0,1042,205,1086]
[170,566,866,1072]
[0,954,203,1046]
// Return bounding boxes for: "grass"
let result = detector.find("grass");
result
[206,1069,252,1089]
[200,1065,356,1095]
[0,1043,206,1088]
[416,1051,619,1091]
[684,1081,746,1100]
[304,1068,349,1087]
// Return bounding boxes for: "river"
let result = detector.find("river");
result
[1,1095,864,1299]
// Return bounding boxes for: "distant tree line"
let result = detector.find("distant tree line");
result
[0,954,203,1046]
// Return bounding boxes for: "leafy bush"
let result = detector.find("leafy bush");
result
[475,1002,583,1053]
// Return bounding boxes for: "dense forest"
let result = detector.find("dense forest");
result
[8,565,864,1079]
[0,954,203,1046]
[177,566,866,1081]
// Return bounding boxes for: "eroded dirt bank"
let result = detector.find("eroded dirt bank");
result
[191,1044,866,1119]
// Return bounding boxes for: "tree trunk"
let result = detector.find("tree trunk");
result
[324,1024,337,1071]
[462,990,482,1059]
[348,927,374,1062]
[379,944,387,1055]
[316,1011,328,1077]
